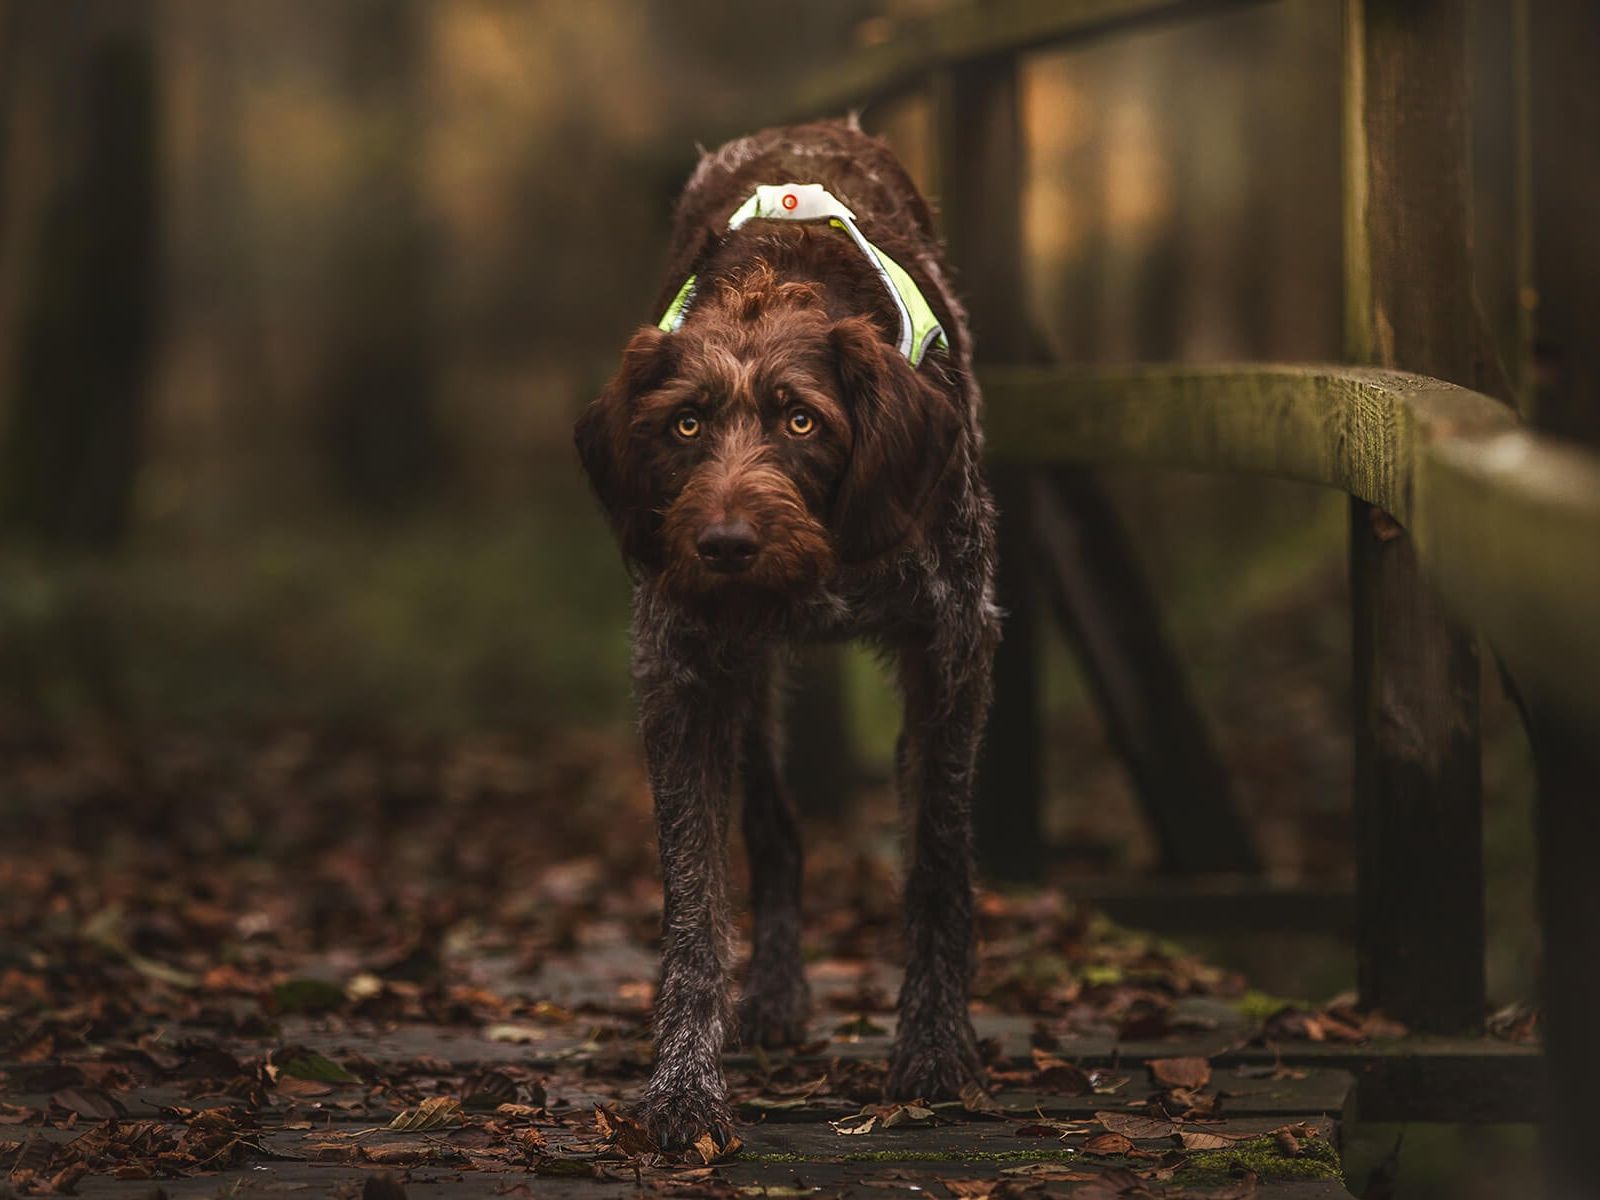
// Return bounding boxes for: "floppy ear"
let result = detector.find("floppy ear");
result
[574,325,675,565]
[829,316,964,563]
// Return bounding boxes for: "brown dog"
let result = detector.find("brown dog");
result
[575,118,998,1149]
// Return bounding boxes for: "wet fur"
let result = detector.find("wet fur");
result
[574,119,999,1150]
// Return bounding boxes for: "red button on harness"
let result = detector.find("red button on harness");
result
[781,192,798,210]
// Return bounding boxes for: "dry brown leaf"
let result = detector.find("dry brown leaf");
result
[386,1096,463,1132]
[496,1102,545,1120]
[998,1162,1103,1182]
[1177,1129,1249,1151]
[944,1181,995,1198]
[1030,1048,1093,1094]
[692,1132,741,1163]
[960,1081,1005,1117]
[51,1087,127,1121]
[1148,1056,1211,1091]
[366,1141,444,1166]
[1083,1131,1135,1156]
[1094,1110,1179,1140]
[881,1103,935,1128]
[831,1111,877,1135]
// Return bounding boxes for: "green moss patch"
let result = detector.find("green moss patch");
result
[1176,1133,1342,1185]
[742,1149,1085,1165]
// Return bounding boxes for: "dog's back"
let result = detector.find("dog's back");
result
[656,120,971,374]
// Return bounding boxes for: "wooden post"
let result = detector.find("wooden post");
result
[1527,3,1600,1193]
[933,56,1044,883]
[1343,0,1485,1034]
[1530,713,1600,1200]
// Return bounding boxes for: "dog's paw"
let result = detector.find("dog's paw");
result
[634,1087,738,1152]
[886,1017,984,1101]
[737,972,813,1048]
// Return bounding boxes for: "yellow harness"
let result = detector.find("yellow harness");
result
[658,183,949,367]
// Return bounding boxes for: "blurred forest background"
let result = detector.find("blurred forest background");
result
[2,0,1594,1019]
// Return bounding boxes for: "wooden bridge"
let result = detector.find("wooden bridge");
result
[690,1,1600,1195]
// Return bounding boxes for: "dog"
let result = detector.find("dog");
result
[574,118,999,1150]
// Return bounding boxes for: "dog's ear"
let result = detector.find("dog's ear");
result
[574,325,675,565]
[829,316,963,563]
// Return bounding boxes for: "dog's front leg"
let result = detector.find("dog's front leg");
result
[632,632,747,1149]
[886,619,997,1101]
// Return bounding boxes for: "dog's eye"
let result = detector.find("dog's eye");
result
[673,411,703,440]
[786,408,816,437]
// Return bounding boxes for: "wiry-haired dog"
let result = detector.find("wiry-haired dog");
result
[575,119,999,1150]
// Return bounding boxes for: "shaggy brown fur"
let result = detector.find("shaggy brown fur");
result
[574,119,999,1150]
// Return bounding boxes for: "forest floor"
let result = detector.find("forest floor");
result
[0,728,1530,1198]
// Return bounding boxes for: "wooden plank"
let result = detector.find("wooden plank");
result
[980,364,1600,733]
[933,58,1043,883]
[1075,878,1354,936]
[1031,471,1259,874]
[1343,0,1487,1036]
[1082,1038,1542,1125]
[785,0,1274,120]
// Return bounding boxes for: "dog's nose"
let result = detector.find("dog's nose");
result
[696,519,759,572]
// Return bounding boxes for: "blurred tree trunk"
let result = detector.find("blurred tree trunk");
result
[315,0,441,515]
[0,1,160,549]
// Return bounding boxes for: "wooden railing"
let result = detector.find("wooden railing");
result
[681,0,1598,1193]
[982,364,1600,729]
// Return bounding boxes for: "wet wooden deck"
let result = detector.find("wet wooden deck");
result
[8,1006,1365,1198]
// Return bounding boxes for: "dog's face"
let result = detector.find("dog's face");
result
[575,266,962,602]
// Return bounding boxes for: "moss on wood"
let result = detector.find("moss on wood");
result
[1175,1133,1343,1185]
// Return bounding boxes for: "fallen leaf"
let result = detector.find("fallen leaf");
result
[461,1069,518,1111]
[1149,1057,1211,1091]
[830,1112,877,1136]
[960,1082,1005,1117]
[1094,1111,1179,1140]
[1031,1048,1094,1094]
[51,1087,127,1120]
[497,1102,545,1120]
[998,1162,1102,1182]
[386,1096,463,1131]
[276,1050,360,1085]
[1178,1129,1249,1151]
[881,1103,934,1128]
[1084,1131,1134,1156]
[365,1141,447,1166]
[944,1181,995,1197]
[276,1077,334,1098]
[596,1106,655,1157]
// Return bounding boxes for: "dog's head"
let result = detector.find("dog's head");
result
[575,263,962,601]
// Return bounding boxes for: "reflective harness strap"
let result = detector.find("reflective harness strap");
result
[657,183,949,367]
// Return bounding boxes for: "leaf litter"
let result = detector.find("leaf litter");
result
[0,729,1374,1191]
